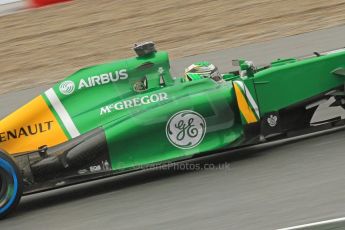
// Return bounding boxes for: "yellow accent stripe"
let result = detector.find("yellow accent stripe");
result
[234,83,258,123]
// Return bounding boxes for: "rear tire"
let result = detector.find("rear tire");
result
[0,151,23,219]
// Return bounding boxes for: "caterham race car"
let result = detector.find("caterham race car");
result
[1,42,345,218]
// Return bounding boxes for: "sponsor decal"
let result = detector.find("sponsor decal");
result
[59,69,128,94]
[78,169,89,175]
[267,114,278,127]
[0,95,68,154]
[158,67,164,74]
[0,121,53,142]
[59,80,75,95]
[81,161,111,174]
[79,69,128,89]
[100,92,169,115]
[166,110,206,149]
[103,160,111,170]
[90,165,102,172]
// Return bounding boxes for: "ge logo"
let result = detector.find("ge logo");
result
[59,80,75,95]
[166,110,206,149]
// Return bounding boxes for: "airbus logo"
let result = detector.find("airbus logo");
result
[59,80,75,95]
[59,69,128,95]
[100,92,169,115]
[78,69,128,89]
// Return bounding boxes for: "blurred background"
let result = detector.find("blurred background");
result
[1,0,345,94]
[2,1,345,230]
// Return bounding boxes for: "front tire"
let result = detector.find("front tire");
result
[0,151,22,219]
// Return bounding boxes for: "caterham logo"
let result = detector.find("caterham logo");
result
[267,114,278,127]
[59,80,75,95]
[166,110,206,149]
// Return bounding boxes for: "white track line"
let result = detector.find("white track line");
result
[277,216,345,230]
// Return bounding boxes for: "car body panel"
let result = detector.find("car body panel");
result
[0,95,68,153]
[1,46,345,195]
[253,50,345,114]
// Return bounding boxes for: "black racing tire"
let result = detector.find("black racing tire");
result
[0,151,23,219]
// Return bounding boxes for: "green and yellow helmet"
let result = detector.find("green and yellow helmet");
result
[185,61,222,81]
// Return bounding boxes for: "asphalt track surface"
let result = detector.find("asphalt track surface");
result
[2,26,345,229]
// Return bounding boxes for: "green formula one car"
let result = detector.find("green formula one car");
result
[1,42,345,218]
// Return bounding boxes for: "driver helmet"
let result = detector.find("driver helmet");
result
[185,62,222,81]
